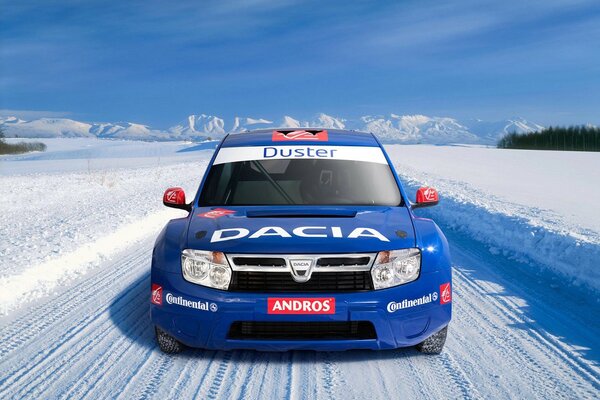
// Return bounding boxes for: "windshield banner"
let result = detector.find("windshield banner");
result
[214,146,388,165]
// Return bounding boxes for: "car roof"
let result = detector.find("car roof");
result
[221,128,380,147]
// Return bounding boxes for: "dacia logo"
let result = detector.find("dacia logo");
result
[209,226,390,243]
[289,259,314,283]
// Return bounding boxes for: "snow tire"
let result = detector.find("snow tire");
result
[415,326,448,354]
[155,326,184,354]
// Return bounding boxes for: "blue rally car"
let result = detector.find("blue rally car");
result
[151,128,452,354]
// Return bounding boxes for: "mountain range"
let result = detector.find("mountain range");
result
[0,113,544,144]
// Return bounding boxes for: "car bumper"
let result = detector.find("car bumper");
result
[150,268,452,351]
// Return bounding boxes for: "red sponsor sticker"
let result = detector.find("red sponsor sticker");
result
[272,130,329,142]
[422,188,437,201]
[268,297,335,314]
[416,187,439,203]
[198,208,236,219]
[440,282,452,304]
[151,284,163,306]
[163,187,185,204]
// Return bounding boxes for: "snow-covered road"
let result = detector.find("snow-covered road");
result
[0,140,598,399]
[0,230,597,399]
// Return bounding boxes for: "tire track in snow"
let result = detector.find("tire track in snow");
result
[395,350,453,399]
[451,266,594,399]
[0,250,151,398]
[205,351,235,399]
[452,268,562,398]
[437,351,482,399]
[251,352,290,399]
[6,279,148,400]
[320,352,349,399]
[0,249,149,359]
[136,356,176,400]
[228,351,276,399]
[460,267,600,390]
[55,278,151,399]
[169,351,219,399]
[454,266,599,397]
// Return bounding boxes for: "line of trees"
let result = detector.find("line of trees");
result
[0,127,47,154]
[497,125,600,152]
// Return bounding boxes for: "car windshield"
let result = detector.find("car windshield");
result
[199,147,402,206]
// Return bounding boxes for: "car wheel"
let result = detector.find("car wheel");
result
[155,326,184,354]
[415,326,448,354]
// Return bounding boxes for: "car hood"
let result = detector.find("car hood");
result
[186,206,415,253]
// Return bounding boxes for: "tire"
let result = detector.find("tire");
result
[415,326,448,354]
[155,326,184,354]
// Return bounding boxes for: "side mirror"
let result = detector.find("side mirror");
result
[163,187,191,211]
[412,187,439,209]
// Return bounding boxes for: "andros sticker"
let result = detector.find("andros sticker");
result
[151,284,163,306]
[198,208,236,219]
[268,297,335,314]
[165,292,218,312]
[272,129,328,142]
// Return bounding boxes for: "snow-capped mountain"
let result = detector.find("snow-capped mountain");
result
[0,113,545,144]
[231,117,274,133]
[168,114,226,138]
[0,117,95,138]
[464,117,545,143]
[356,114,480,144]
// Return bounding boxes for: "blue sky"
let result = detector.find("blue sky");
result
[1,0,599,127]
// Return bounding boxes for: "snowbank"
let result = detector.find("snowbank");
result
[0,139,212,315]
[386,145,600,291]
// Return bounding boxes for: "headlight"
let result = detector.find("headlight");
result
[181,249,232,290]
[371,248,421,289]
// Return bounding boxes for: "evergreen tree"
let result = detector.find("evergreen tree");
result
[497,126,600,152]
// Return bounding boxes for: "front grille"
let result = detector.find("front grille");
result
[316,256,371,267]
[231,256,371,268]
[231,257,286,267]
[229,271,373,292]
[228,321,377,340]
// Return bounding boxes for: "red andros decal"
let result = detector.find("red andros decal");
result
[198,208,236,219]
[268,297,335,314]
[272,130,329,142]
[151,284,163,306]
[440,282,452,304]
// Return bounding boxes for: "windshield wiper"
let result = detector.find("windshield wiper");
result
[251,160,296,205]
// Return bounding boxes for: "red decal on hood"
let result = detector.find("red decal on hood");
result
[198,208,236,219]
[272,130,328,141]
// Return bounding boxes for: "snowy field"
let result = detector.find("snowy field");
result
[386,144,600,291]
[0,138,598,399]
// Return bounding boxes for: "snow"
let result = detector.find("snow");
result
[0,139,598,398]
[0,139,210,314]
[386,144,600,290]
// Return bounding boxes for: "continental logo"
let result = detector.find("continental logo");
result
[387,282,451,312]
[165,293,218,312]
